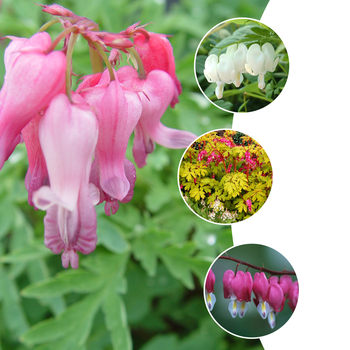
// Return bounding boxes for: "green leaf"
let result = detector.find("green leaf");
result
[0,239,50,264]
[21,269,106,298]
[140,334,179,350]
[159,243,197,289]
[133,229,172,276]
[0,270,29,338]
[97,217,129,253]
[0,201,16,239]
[20,289,104,347]
[102,287,132,350]
[82,250,130,276]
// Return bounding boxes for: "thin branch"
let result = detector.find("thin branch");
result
[218,255,296,276]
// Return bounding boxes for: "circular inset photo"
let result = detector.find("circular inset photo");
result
[204,244,298,338]
[195,18,289,113]
[178,129,272,224]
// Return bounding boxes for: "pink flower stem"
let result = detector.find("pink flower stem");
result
[219,255,296,276]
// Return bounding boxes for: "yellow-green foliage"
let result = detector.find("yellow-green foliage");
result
[179,130,273,222]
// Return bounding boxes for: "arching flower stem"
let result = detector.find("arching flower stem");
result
[65,32,79,101]
[44,26,79,54]
[219,255,296,276]
[127,46,146,79]
[90,42,115,81]
[38,18,60,33]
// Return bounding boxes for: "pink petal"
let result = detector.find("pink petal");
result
[82,70,142,201]
[0,33,66,169]
[134,32,182,107]
[22,114,49,207]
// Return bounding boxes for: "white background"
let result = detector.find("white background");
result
[232,0,349,348]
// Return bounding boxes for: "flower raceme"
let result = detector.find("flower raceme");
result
[203,42,279,99]
[0,4,196,268]
[208,269,298,329]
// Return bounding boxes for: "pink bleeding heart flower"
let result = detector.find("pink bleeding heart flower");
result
[223,269,252,318]
[117,66,196,168]
[21,114,49,207]
[80,68,142,202]
[0,32,66,169]
[246,199,252,212]
[278,275,293,296]
[267,279,284,312]
[205,269,216,311]
[32,93,99,269]
[253,272,271,319]
[288,281,299,311]
[197,149,207,161]
[134,32,182,107]
[265,276,285,329]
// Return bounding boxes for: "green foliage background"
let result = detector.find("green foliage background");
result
[0,0,268,349]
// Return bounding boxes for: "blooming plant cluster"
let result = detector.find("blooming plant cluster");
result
[0,4,196,269]
[204,42,279,99]
[179,130,272,223]
[196,20,288,112]
[206,265,298,330]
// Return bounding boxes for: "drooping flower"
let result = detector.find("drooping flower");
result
[254,272,290,329]
[246,199,252,212]
[223,270,253,318]
[288,281,299,311]
[117,66,197,168]
[0,32,66,169]
[32,93,99,269]
[205,269,216,311]
[203,54,225,99]
[253,272,271,319]
[245,43,279,89]
[266,276,285,329]
[216,53,235,84]
[226,43,247,88]
[134,32,182,107]
[79,68,142,202]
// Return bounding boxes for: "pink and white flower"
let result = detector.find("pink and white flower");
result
[205,269,216,311]
[32,94,99,269]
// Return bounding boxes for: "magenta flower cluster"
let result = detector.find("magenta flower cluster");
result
[0,4,197,269]
[205,269,298,329]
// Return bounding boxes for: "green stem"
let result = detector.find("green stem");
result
[65,33,79,102]
[90,42,115,81]
[278,62,287,74]
[38,18,60,32]
[243,92,273,103]
[127,47,146,79]
[89,46,104,74]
